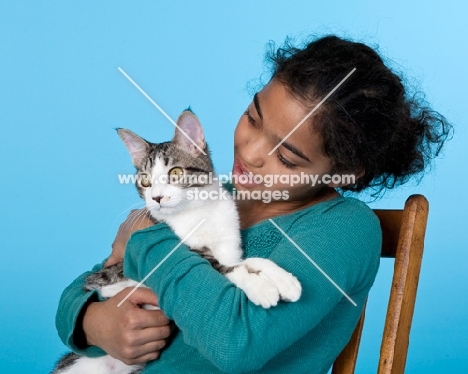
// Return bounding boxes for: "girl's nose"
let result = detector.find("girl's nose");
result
[243,135,266,169]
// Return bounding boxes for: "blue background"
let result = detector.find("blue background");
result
[1,1,466,373]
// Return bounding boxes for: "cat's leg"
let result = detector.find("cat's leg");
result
[226,258,302,308]
[190,245,281,306]
[241,258,302,302]
[191,242,243,271]
[225,265,282,308]
[214,247,243,267]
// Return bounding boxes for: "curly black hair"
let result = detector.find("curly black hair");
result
[267,35,453,194]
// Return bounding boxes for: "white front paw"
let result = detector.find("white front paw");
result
[241,258,302,303]
[226,266,281,308]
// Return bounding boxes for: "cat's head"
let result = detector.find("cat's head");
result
[117,110,214,217]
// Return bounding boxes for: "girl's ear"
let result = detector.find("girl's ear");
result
[173,110,206,156]
[117,129,149,168]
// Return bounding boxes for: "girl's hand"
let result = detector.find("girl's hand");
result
[83,287,173,365]
[105,209,155,267]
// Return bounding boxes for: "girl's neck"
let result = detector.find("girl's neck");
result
[236,187,339,230]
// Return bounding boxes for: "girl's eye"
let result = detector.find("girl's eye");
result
[277,150,296,169]
[244,109,257,127]
[140,173,152,187]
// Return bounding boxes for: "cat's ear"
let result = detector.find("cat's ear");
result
[117,129,149,168]
[173,110,206,156]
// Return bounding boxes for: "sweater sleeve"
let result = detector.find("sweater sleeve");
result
[55,261,107,357]
[123,204,381,373]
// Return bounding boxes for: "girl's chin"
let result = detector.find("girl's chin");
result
[232,170,262,189]
[232,179,262,189]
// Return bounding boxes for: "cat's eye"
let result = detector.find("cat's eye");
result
[169,167,184,183]
[140,173,152,187]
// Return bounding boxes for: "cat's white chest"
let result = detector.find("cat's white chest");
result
[162,196,243,266]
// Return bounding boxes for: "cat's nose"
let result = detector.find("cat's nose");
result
[153,196,162,203]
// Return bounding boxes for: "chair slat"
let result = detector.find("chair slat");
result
[378,195,428,374]
[332,195,429,374]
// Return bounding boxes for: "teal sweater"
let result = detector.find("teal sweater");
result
[56,195,381,373]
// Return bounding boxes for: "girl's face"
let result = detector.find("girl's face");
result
[233,79,337,205]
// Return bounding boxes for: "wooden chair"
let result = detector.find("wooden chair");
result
[332,194,429,374]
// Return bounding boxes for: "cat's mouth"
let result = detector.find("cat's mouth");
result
[148,196,180,212]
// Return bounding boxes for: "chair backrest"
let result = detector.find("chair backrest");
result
[332,194,429,374]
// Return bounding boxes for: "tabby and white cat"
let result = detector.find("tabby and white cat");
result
[52,110,301,374]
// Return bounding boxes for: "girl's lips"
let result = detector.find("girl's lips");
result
[233,157,261,188]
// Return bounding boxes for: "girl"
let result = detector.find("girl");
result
[55,35,451,373]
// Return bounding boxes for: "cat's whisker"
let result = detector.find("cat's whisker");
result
[129,208,152,232]
[109,207,148,244]
[111,202,146,228]
[125,210,143,228]
[124,208,146,233]
[119,201,146,218]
